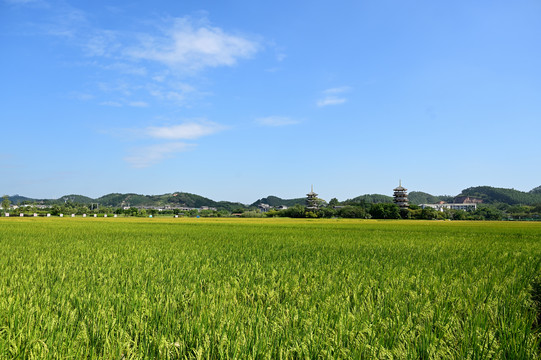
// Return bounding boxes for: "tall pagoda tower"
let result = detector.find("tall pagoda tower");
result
[393,180,409,209]
[306,185,319,210]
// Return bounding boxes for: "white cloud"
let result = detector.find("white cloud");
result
[129,101,148,108]
[128,17,260,72]
[119,119,225,166]
[84,30,119,57]
[317,86,351,107]
[69,92,94,101]
[146,120,225,140]
[103,62,147,76]
[317,97,347,107]
[27,9,262,108]
[100,101,122,107]
[125,142,194,168]
[45,5,88,38]
[256,116,299,127]
[147,81,197,104]
[323,86,351,94]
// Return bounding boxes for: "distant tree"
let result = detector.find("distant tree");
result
[317,207,336,218]
[2,195,10,212]
[281,205,306,218]
[369,204,385,219]
[420,207,438,220]
[369,203,400,219]
[241,210,264,218]
[50,205,61,216]
[328,198,339,207]
[265,209,279,217]
[338,206,367,218]
[473,206,503,220]
[452,210,467,220]
[385,204,401,219]
[399,208,412,219]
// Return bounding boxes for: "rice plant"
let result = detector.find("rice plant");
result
[0,218,540,358]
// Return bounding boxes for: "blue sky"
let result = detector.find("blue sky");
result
[1,0,540,204]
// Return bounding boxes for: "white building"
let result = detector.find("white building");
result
[420,203,477,212]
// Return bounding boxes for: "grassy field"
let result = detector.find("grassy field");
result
[0,218,540,359]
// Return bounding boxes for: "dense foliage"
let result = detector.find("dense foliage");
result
[4,185,541,221]
[408,191,454,205]
[250,195,306,207]
[5,185,541,213]
[6,192,246,212]
[458,186,541,205]
[0,218,540,358]
[342,194,394,204]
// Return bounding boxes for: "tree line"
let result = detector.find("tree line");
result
[2,195,541,220]
[263,201,541,220]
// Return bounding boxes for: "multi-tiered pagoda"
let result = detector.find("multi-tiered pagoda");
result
[306,185,319,210]
[393,181,409,209]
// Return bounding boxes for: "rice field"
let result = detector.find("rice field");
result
[0,218,540,359]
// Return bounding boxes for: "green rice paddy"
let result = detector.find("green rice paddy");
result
[0,218,540,359]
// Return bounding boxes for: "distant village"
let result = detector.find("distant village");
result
[2,182,540,220]
[0,182,506,221]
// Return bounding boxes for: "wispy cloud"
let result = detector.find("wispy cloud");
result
[100,99,149,108]
[145,120,226,140]
[13,6,258,167]
[317,97,347,107]
[124,142,194,168]
[317,86,351,107]
[323,86,351,94]
[120,119,226,167]
[100,101,122,107]
[128,101,148,108]
[44,5,88,38]
[256,116,299,127]
[127,17,260,73]
[68,91,94,101]
[29,8,262,108]
[83,29,119,57]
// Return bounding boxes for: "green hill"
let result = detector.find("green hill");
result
[5,184,541,210]
[343,194,394,205]
[456,186,541,205]
[97,193,152,207]
[7,195,36,204]
[96,192,245,211]
[57,194,94,204]
[408,192,454,205]
[251,196,306,207]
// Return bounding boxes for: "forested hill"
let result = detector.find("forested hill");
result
[250,196,306,207]
[456,186,541,205]
[343,194,394,204]
[7,192,246,211]
[342,187,541,206]
[408,192,454,205]
[5,185,541,208]
[95,192,246,211]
